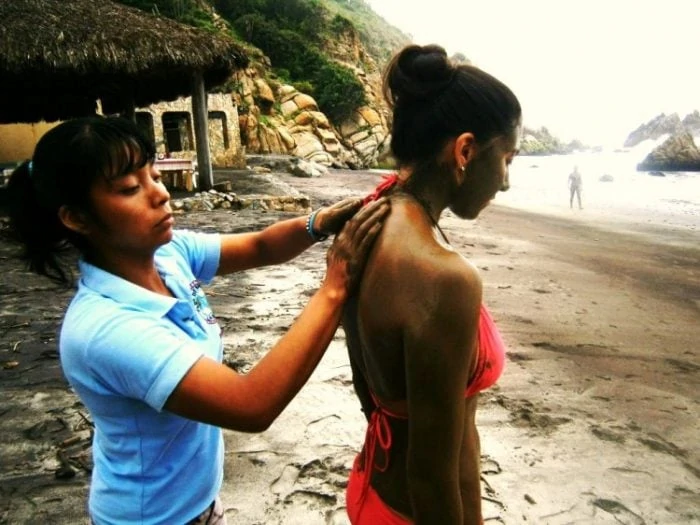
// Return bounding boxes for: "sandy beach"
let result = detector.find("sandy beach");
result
[1,167,698,524]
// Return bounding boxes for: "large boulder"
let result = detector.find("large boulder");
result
[636,132,700,171]
[624,113,684,148]
[338,105,388,166]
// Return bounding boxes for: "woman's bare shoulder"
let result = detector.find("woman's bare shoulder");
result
[363,201,482,308]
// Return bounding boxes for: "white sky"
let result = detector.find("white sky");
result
[365,0,700,148]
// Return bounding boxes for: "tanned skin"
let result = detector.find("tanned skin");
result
[343,131,519,524]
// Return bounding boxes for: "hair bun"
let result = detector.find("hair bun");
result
[385,44,455,106]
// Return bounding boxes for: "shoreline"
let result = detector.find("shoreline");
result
[1,168,698,524]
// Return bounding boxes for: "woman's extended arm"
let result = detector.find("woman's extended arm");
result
[165,198,389,432]
[216,197,363,275]
[403,260,482,524]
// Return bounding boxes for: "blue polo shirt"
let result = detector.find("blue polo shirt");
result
[60,230,224,525]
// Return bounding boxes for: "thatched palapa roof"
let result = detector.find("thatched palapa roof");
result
[0,0,248,124]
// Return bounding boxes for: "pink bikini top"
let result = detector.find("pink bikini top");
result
[356,304,506,503]
[370,303,505,410]
[465,303,506,397]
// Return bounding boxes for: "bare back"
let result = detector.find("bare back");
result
[343,194,485,523]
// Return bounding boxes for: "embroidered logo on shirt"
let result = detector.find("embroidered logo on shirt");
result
[189,280,217,324]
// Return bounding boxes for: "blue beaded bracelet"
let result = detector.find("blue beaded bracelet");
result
[306,209,329,242]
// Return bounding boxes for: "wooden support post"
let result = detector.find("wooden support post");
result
[122,96,136,123]
[191,72,213,191]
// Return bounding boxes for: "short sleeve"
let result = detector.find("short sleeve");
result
[83,310,204,411]
[166,230,221,284]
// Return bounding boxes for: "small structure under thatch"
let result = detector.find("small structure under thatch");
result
[0,0,249,189]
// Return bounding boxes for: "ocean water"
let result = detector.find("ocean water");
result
[499,149,700,231]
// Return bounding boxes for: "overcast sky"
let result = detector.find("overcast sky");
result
[365,0,699,148]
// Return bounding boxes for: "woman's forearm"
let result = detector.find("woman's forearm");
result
[164,280,346,432]
[409,474,463,524]
[459,417,483,525]
[253,215,318,265]
[217,216,316,274]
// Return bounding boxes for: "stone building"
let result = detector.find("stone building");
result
[136,93,244,169]
[0,93,244,172]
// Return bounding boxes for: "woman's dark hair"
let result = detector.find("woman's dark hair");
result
[6,116,155,284]
[383,44,521,169]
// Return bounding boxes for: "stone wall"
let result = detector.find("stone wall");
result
[138,93,244,169]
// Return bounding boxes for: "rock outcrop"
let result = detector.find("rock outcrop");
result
[229,18,392,170]
[233,66,389,169]
[519,126,586,155]
[636,132,700,171]
[624,113,684,148]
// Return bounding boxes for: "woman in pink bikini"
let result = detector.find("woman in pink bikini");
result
[343,44,522,524]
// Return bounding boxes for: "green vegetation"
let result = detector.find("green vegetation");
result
[520,126,587,155]
[258,114,271,128]
[319,0,410,64]
[116,0,218,31]
[115,0,410,124]
[226,9,366,123]
[214,0,326,43]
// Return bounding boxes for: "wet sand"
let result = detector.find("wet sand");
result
[0,168,698,524]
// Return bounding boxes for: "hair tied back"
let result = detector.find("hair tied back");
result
[385,44,456,107]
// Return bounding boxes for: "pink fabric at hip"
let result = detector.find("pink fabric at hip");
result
[347,455,412,525]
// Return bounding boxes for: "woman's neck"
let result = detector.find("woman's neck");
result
[86,252,169,295]
[397,167,449,224]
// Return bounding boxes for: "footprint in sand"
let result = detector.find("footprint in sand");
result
[270,464,300,495]
[494,394,572,434]
[590,425,627,444]
[592,498,646,525]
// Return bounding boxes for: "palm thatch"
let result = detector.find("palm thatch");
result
[0,0,248,124]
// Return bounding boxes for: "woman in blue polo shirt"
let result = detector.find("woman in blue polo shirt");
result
[5,116,388,525]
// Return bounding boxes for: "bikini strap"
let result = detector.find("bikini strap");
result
[355,391,409,506]
[363,173,401,206]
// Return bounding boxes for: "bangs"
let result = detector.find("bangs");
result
[72,118,156,183]
[100,137,154,181]
[96,125,155,181]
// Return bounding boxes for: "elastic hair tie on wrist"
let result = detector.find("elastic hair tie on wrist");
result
[306,209,328,242]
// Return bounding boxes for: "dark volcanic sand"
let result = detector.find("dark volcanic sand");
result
[1,168,698,524]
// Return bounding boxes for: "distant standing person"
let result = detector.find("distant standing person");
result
[568,165,583,209]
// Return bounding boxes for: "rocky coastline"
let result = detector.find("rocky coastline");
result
[626,112,700,171]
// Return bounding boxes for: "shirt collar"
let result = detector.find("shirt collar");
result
[78,258,178,317]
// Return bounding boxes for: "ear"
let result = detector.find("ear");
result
[452,132,476,185]
[58,205,91,236]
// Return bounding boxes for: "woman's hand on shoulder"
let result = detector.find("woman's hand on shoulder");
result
[323,197,390,298]
[313,197,364,236]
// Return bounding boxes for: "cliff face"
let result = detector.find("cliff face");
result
[202,0,410,169]
[637,132,700,171]
[626,112,700,171]
[232,19,395,169]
